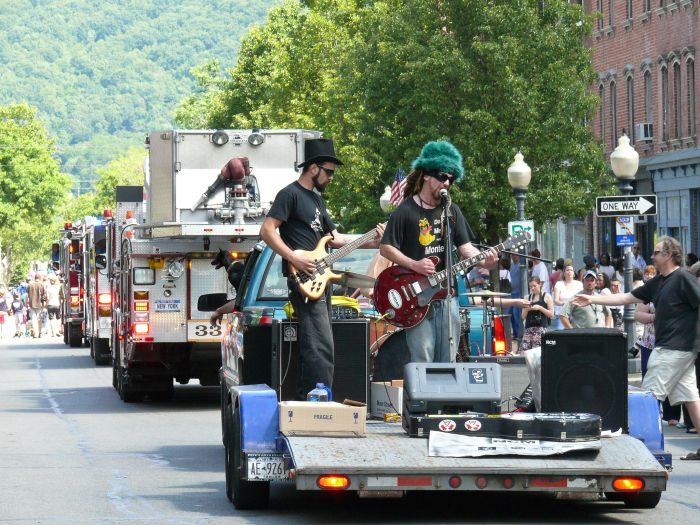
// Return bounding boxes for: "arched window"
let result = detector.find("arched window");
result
[688,59,696,137]
[597,0,604,30]
[627,75,635,143]
[610,81,617,148]
[673,61,682,138]
[644,70,653,124]
[609,1,615,26]
[599,84,605,144]
[661,65,669,141]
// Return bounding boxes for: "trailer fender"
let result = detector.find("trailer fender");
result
[229,384,279,452]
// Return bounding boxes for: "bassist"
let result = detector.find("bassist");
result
[260,138,382,399]
[380,141,498,363]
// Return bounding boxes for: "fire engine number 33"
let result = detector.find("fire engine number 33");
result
[187,321,222,341]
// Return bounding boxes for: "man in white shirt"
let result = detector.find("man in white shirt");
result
[632,244,646,270]
[529,249,550,294]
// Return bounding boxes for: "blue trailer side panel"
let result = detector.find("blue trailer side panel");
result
[234,384,279,451]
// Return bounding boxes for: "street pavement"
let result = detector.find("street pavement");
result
[0,335,699,525]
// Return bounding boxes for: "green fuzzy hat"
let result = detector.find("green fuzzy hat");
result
[410,141,464,182]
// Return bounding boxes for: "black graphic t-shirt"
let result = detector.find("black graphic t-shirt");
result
[381,197,473,272]
[631,268,700,351]
[267,181,335,275]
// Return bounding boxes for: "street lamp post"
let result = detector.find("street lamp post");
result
[609,133,639,351]
[508,152,532,301]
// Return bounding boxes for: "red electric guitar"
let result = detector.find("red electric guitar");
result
[373,232,531,328]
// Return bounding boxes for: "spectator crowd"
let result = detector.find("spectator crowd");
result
[0,273,63,340]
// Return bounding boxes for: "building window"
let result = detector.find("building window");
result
[609,1,615,26]
[644,0,651,13]
[597,0,603,30]
[644,70,653,124]
[599,84,605,145]
[626,0,633,19]
[673,61,681,139]
[610,81,617,147]
[662,65,669,141]
[627,76,635,143]
[688,59,696,137]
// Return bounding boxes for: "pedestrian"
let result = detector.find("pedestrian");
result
[680,261,700,435]
[560,269,612,329]
[45,275,61,337]
[596,272,611,296]
[608,278,624,330]
[379,140,498,363]
[529,249,550,294]
[571,236,700,461]
[553,264,583,330]
[613,257,625,285]
[27,275,46,337]
[686,252,699,268]
[0,290,9,338]
[598,253,615,281]
[213,138,382,399]
[509,252,525,342]
[577,254,597,281]
[520,277,554,352]
[10,291,26,338]
[549,258,565,292]
[632,244,646,270]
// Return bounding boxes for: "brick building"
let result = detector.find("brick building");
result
[587,0,700,261]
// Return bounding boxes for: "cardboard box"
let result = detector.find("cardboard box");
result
[279,401,366,437]
[371,380,404,418]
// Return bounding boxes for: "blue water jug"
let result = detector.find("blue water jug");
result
[307,383,332,402]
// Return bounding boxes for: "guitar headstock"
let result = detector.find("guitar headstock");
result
[504,231,532,252]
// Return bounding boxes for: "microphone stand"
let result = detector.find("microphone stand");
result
[441,192,455,361]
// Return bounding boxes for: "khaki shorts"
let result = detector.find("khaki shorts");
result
[642,347,700,406]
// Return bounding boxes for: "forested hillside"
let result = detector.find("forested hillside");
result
[0,0,277,190]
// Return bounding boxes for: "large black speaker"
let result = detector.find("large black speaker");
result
[541,328,628,433]
[271,319,370,403]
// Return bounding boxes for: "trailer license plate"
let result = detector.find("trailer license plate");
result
[247,454,287,480]
[154,300,181,312]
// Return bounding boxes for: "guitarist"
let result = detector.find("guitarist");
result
[379,141,499,363]
[259,138,383,399]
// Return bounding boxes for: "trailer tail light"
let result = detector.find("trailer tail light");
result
[133,322,149,335]
[613,478,644,491]
[448,476,462,489]
[475,477,488,489]
[491,315,507,355]
[98,293,111,305]
[317,475,350,490]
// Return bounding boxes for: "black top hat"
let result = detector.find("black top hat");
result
[297,138,344,169]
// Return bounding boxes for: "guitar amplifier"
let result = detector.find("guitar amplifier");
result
[271,319,369,403]
[468,355,530,409]
[402,363,501,434]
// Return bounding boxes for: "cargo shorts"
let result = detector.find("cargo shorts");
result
[641,347,700,406]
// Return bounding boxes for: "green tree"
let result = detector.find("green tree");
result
[0,103,71,283]
[180,0,608,241]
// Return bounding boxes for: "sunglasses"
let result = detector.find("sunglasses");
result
[653,250,666,256]
[429,171,455,184]
[316,165,335,177]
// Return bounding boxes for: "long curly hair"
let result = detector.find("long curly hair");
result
[402,168,426,200]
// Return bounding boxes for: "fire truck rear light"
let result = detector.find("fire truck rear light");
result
[133,322,149,335]
[613,478,644,491]
[98,293,111,305]
[134,300,149,312]
[98,306,111,317]
[317,475,350,490]
[70,287,79,295]
[134,312,149,322]
[134,291,149,300]
[64,222,72,229]
[103,209,113,218]
[70,296,80,307]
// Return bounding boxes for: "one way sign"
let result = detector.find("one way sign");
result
[596,195,657,217]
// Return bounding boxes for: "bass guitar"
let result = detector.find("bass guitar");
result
[373,232,531,328]
[290,225,383,301]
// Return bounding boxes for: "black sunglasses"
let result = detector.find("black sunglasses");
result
[429,171,455,184]
[316,164,335,177]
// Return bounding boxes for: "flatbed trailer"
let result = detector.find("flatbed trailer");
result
[223,385,667,510]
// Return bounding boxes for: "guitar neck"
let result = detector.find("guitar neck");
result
[322,228,378,266]
[430,240,510,286]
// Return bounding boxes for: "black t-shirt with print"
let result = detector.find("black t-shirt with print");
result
[381,197,473,272]
[267,181,335,275]
[631,268,700,351]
